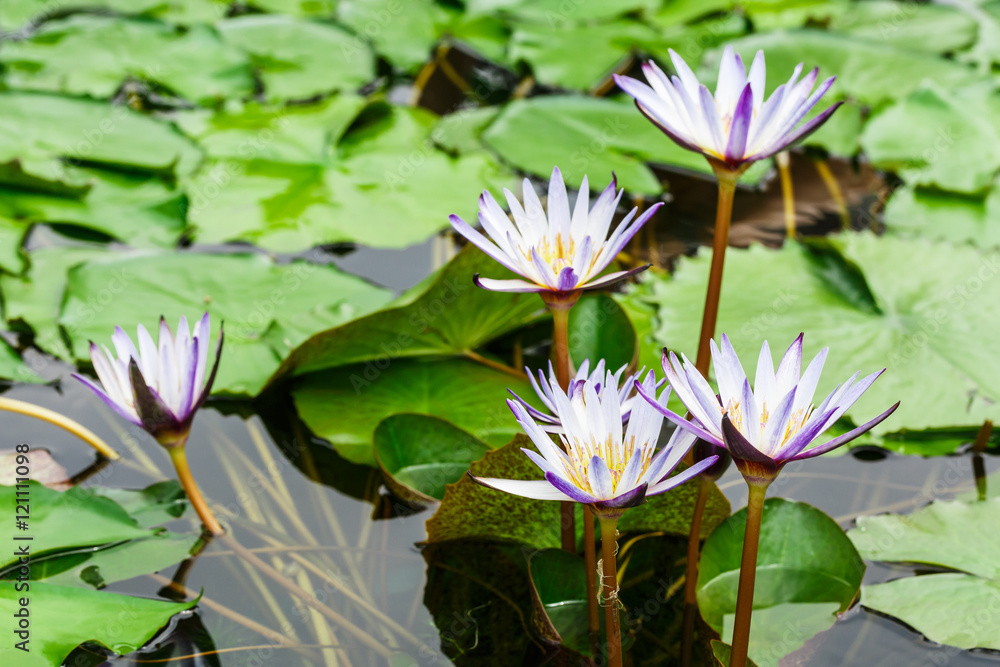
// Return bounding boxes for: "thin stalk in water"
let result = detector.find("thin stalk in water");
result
[729,482,770,667]
[973,420,993,501]
[680,477,712,667]
[599,516,623,667]
[168,443,225,536]
[813,158,851,230]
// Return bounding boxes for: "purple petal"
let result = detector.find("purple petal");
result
[556,266,579,292]
[646,456,718,496]
[589,455,614,499]
[756,101,843,159]
[128,359,182,438]
[578,264,651,292]
[595,482,648,510]
[449,214,522,275]
[193,325,224,411]
[72,372,142,427]
[545,471,598,503]
[635,381,724,446]
[471,474,579,502]
[725,83,754,163]
[790,402,900,461]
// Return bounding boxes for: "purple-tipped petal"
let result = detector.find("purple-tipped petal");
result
[594,482,648,511]
[556,266,579,292]
[646,456,718,496]
[578,264,652,292]
[471,474,580,502]
[790,402,899,461]
[448,214,522,275]
[755,101,843,160]
[128,359,182,441]
[72,372,142,427]
[545,471,599,503]
[724,83,754,163]
[636,381,723,446]
[721,414,779,485]
[193,325,224,411]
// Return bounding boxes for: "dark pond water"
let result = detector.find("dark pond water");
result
[11,157,1000,666]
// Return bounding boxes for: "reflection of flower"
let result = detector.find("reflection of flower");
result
[614,47,841,171]
[449,167,660,304]
[474,370,713,519]
[74,313,223,448]
[509,359,649,432]
[638,334,897,485]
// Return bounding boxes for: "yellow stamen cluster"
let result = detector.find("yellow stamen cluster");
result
[560,432,653,496]
[724,398,815,453]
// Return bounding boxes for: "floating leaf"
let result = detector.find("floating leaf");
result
[185,102,514,251]
[482,96,768,196]
[59,251,394,396]
[527,549,590,655]
[861,84,1000,194]
[0,483,152,571]
[374,414,491,504]
[426,435,726,547]
[619,233,1000,439]
[711,639,762,667]
[218,15,374,100]
[0,16,254,104]
[831,1,977,54]
[720,602,839,667]
[274,245,545,380]
[94,481,188,529]
[293,358,534,465]
[850,498,1000,650]
[0,581,195,667]
[0,92,201,185]
[337,0,453,72]
[884,183,1000,249]
[718,29,981,106]
[697,498,864,633]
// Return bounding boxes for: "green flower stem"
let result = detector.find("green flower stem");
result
[695,165,741,376]
[550,305,577,554]
[599,516,623,667]
[168,444,225,536]
[0,396,119,460]
[680,476,712,667]
[730,482,770,667]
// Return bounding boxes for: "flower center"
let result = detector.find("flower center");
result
[560,431,653,497]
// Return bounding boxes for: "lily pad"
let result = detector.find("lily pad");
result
[0,92,201,186]
[293,358,535,465]
[717,29,981,106]
[185,101,514,251]
[711,639,762,667]
[720,602,840,667]
[59,250,394,396]
[374,414,491,504]
[218,15,374,100]
[527,549,591,655]
[482,95,769,197]
[861,84,1000,194]
[336,0,454,72]
[618,233,1000,440]
[0,15,254,104]
[95,481,188,529]
[831,1,978,55]
[850,498,1000,650]
[0,581,195,667]
[883,184,1000,249]
[273,245,546,380]
[0,482,153,571]
[426,435,728,548]
[697,498,864,633]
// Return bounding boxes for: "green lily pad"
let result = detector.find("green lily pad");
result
[697,498,864,633]
[619,233,1000,440]
[373,414,491,504]
[567,292,637,372]
[273,245,546,380]
[185,101,514,251]
[850,498,1000,650]
[94,481,188,529]
[0,15,254,104]
[34,533,200,589]
[218,15,374,100]
[861,84,1000,194]
[717,29,981,107]
[481,95,769,197]
[831,1,977,54]
[527,549,591,655]
[884,183,1000,249]
[59,250,394,396]
[466,0,656,21]
[426,435,728,548]
[0,483,153,571]
[337,0,453,72]
[0,92,201,186]
[711,639,762,667]
[0,581,195,667]
[293,358,535,465]
[720,602,839,667]
[0,167,187,249]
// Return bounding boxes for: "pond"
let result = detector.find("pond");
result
[3,1,1000,666]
